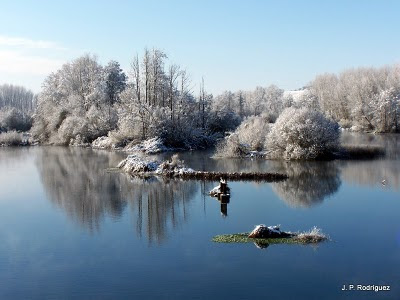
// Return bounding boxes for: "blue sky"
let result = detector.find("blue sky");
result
[0,0,399,95]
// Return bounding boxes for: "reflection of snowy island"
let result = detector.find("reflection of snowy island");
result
[117,154,288,182]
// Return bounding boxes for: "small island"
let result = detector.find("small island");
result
[213,225,328,249]
[117,154,288,182]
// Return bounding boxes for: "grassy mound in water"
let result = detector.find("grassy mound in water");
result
[212,227,328,246]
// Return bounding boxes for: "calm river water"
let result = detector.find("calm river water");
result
[0,133,399,299]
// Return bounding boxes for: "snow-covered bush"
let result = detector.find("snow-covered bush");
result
[266,107,340,160]
[56,116,89,145]
[235,114,272,151]
[0,130,23,146]
[295,227,328,243]
[125,137,172,154]
[86,104,117,137]
[215,114,271,157]
[215,134,250,158]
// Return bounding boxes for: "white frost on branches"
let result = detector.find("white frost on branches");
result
[266,107,340,160]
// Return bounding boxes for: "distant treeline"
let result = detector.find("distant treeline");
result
[0,84,36,132]
[213,65,400,133]
[311,66,400,133]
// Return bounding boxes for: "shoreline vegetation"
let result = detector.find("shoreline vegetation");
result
[0,130,387,162]
[0,131,31,147]
[213,107,387,160]
[212,144,386,160]
[1,51,399,162]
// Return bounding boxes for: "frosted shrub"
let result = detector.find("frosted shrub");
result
[236,114,271,151]
[115,113,139,141]
[295,227,328,243]
[215,134,250,158]
[0,130,23,146]
[266,107,340,160]
[56,116,89,145]
[215,114,271,157]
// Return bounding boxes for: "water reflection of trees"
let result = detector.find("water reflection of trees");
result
[195,155,342,208]
[126,177,197,245]
[340,132,400,189]
[341,132,400,158]
[177,150,273,174]
[269,161,341,208]
[212,157,272,173]
[340,160,400,190]
[0,147,32,167]
[36,147,127,231]
[36,147,198,244]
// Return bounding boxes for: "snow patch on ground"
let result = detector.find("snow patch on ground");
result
[118,154,194,175]
[92,136,120,149]
[248,224,290,238]
[267,225,281,234]
[124,137,173,154]
[117,155,160,173]
[91,136,178,153]
[283,90,307,102]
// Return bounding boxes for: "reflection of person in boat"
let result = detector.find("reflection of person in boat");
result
[220,195,230,217]
[209,179,231,217]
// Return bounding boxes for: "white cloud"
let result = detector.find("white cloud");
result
[0,50,64,75]
[0,35,66,50]
[0,35,70,91]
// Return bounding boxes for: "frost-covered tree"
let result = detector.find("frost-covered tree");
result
[32,54,116,144]
[213,91,234,113]
[371,88,400,132]
[104,60,127,106]
[208,88,240,135]
[0,107,31,132]
[115,49,222,149]
[264,84,284,117]
[249,86,266,115]
[0,84,36,112]
[266,107,340,160]
[212,84,285,120]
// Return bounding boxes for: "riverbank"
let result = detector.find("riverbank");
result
[0,131,32,147]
